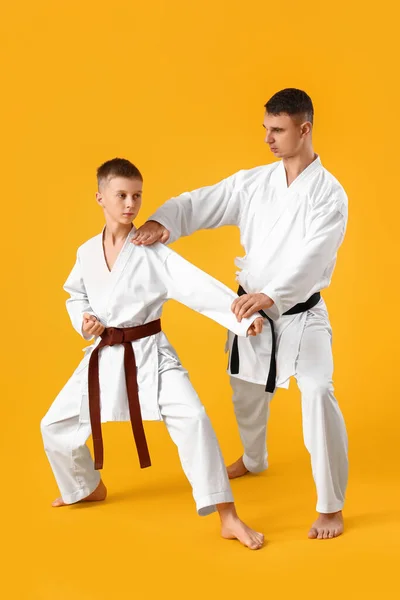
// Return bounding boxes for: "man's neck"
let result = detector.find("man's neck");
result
[282,148,317,187]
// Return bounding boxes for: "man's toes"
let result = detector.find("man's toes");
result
[308,527,318,539]
[334,528,343,538]
[328,530,334,539]
[317,529,324,539]
[323,530,330,540]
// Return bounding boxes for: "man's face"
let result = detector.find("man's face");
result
[96,176,143,225]
[263,112,311,159]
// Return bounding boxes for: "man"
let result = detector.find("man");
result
[132,88,349,540]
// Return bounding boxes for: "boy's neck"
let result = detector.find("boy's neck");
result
[103,221,134,245]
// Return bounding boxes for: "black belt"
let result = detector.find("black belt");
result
[230,287,321,393]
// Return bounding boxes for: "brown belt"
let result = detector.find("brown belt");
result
[87,319,162,470]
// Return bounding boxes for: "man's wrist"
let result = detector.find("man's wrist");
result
[261,293,274,309]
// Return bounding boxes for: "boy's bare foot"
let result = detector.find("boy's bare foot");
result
[227,456,249,479]
[308,511,344,539]
[52,480,107,507]
[218,503,264,550]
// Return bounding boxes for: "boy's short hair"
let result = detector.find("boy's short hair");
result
[97,158,143,189]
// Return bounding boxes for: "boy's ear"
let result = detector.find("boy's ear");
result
[96,192,103,206]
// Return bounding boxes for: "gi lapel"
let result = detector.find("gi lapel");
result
[252,157,322,251]
[104,227,136,302]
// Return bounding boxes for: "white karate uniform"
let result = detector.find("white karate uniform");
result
[41,228,256,515]
[150,156,349,513]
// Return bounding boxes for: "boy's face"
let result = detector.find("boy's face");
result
[96,176,143,225]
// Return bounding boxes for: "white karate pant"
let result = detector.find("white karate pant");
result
[230,312,348,514]
[41,367,233,516]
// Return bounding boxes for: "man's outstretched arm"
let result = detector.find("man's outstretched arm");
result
[132,171,242,246]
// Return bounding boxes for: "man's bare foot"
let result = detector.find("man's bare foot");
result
[51,480,107,508]
[218,503,264,550]
[227,456,249,480]
[308,511,344,539]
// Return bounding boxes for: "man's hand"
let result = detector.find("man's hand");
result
[131,220,170,246]
[232,293,274,321]
[82,313,105,337]
[247,317,264,336]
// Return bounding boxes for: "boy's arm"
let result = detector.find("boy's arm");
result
[159,246,261,336]
[63,253,98,341]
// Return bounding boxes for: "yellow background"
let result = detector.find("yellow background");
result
[1,1,399,598]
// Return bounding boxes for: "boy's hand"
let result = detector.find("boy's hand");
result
[247,317,264,336]
[132,220,170,246]
[232,293,274,321]
[82,313,105,337]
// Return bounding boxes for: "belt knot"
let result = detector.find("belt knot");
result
[104,327,125,346]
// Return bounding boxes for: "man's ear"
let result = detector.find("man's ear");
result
[96,191,103,206]
[301,121,312,137]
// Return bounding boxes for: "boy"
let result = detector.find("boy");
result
[41,158,264,550]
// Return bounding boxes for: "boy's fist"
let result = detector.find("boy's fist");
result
[247,317,264,337]
[82,313,105,337]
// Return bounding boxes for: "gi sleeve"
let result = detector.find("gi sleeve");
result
[159,246,258,336]
[149,172,243,243]
[64,252,97,340]
[261,191,348,319]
